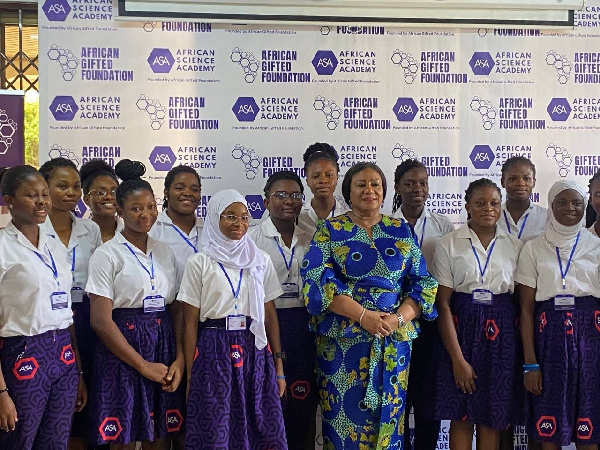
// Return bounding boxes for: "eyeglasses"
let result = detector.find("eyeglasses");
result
[87,188,116,198]
[269,191,304,202]
[220,214,251,224]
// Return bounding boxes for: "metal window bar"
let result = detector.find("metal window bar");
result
[0,6,38,92]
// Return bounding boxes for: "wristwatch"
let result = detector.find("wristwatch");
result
[395,313,406,328]
[273,351,286,361]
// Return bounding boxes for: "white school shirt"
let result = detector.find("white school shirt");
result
[0,222,73,337]
[589,224,599,237]
[249,217,310,309]
[85,232,178,309]
[297,198,350,236]
[177,250,283,321]
[515,232,600,302]
[431,224,523,295]
[40,214,102,294]
[149,209,204,288]
[391,207,455,265]
[497,202,547,243]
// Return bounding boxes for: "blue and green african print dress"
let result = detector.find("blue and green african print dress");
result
[301,214,438,450]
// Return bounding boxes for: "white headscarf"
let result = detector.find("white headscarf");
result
[200,189,270,349]
[544,180,590,258]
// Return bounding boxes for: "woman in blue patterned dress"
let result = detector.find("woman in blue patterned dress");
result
[301,162,438,449]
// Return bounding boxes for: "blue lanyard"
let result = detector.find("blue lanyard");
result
[122,243,156,291]
[71,246,77,284]
[274,237,296,271]
[503,210,529,240]
[417,217,427,248]
[169,224,198,253]
[556,232,580,290]
[330,201,336,218]
[34,245,60,288]
[218,263,243,299]
[469,238,497,285]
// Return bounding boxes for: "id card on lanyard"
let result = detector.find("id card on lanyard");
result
[469,238,496,306]
[218,263,246,330]
[274,237,299,299]
[123,243,166,313]
[34,245,68,310]
[554,232,579,311]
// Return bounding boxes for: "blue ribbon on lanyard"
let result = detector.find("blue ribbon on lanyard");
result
[34,245,60,288]
[169,224,198,253]
[556,231,580,290]
[122,243,156,291]
[274,237,295,271]
[503,210,529,240]
[71,246,76,284]
[418,217,427,248]
[469,238,497,285]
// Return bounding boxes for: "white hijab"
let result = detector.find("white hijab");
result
[544,180,591,258]
[200,189,270,349]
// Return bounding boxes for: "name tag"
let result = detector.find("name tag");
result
[472,289,493,305]
[226,315,246,331]
[51,291,69,310]
[71,287,84,304]
[554,294,575,311]
[280,282,300,299]
[143,295,165,313]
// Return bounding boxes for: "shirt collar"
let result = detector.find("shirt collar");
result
[456,223,507,239]
[115,231,157,256]
[156,209,204,234]
[6,221,50,252]
[261,217,306,247]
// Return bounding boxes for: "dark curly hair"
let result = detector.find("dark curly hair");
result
[114,159,153,207]
[303,142,339,173]
[38,157,79,182]
[263,170,303,198]
[163,165,201,210]
[341,162,387,206]
[392,159,427,213]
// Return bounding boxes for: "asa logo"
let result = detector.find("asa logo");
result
[230,344,243,368]
[50,96,78,121]
[13,357,39,380]
[42,0,71,21]
[577,418,593,440]
[290,380,311,400]
[392,98,418,122]
[547,98,572,121]
[60,344,76,365]
[565,312,574,335]
[537,416,556,438]
[469,52,495,76]
[149,146,176,172]
[99,417,122,441]
[469,145,495,170]
[165,409,183,433]
[485,320,499,341]
[245,194,265,220]
[232,97,259,122]
[147,48,174,74]
[74,199,87,219]
[312,50,338,76]
[595,311,600,333]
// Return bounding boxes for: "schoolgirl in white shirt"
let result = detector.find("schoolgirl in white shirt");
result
[517,180,600,448]
[426,178,523,450]
[297,143,349,235]
[249,170,316,449]
[390,158,454,450]
[498,157,546,243]
[0,165,84,449]
[179,189,287,449]
[81,160,121,243]
[85,159,183,448]
[38,157,102,448]
[149,165,203,286]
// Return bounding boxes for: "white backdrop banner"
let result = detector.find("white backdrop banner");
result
[38,1,596,448]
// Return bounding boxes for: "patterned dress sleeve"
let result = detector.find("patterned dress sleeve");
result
[301,219,352,316]
[399,223,438,321]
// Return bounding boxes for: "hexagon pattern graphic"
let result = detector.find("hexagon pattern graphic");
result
[0,109,17,155]
[48,143,81,167]
[546,50,572,85]
[232,144,261,179]
[470,96,497,130]
[546,143,573,177]
[391,143,418,162]
[313,95,341,130]
[230,47,260,83]
[136,94,167,130]
[47,44,79,81]
[390,50,418,84]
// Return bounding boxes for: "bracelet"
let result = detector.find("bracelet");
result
[0,388,8,394]
[276,375,286,380]
[273,352,286,361]
[358,307,366,327]
[396,313,406,328]
[523,363,540,374]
